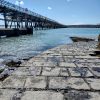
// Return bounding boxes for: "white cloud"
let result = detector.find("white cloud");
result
[48,7,52,10]
[15,1,24,5]
[20,1,24,5]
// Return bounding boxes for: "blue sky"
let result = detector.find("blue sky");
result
[5,0,100,25]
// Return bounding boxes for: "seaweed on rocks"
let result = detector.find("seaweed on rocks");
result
[6,60,21,67]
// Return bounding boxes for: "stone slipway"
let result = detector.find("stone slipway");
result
[0,41,100,100]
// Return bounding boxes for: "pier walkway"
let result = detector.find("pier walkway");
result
[0,0,64,29]
[0,41,100,100]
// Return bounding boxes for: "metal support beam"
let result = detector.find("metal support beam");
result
[3,12,8,28]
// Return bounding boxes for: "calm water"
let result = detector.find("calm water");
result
[0,28,100,60]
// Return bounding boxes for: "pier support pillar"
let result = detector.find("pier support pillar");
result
[3,13,8,28]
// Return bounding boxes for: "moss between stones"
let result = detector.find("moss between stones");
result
[0,74,9,81]
[0,69,4,74]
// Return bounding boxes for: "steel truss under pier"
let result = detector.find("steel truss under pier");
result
[0,0,65,29]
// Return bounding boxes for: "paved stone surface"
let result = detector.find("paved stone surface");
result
[42,67,60,76]
[89,67,100,77]
[60,68,69,76]
[86,78,100,90]
[65,90,100,100]
[0,41,100,100]
[21,91,64,100]
[49,77,90,90]
[68,67,93,77]
[24,76,46,89]
[59,62,76,67]
[2,75,26,89]
[11,66,41,76]
[0,89,17,100]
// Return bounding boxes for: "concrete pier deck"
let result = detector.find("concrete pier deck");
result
[0,28,33,37]
[0,41,100,100]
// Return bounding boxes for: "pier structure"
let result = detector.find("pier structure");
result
[0,0,65,37]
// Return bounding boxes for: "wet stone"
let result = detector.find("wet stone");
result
[49,77,89,90]
[21,91,64,100]
[68,67,93,77]
[42,67,60,76]
[24,76,46,89]
[65,90,100,100]
[2,76,26,89]
[86,78,100,90]
[0,89,17,100]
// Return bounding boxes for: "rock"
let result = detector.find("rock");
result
[0,59,4,64]
[97,34,100,49]
[98,34,100,42]
[6,60,21,67]
[92,34,100,57]
[70,37,95,42]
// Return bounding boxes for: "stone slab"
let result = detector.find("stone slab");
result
[59,62,76,67]
[24,76,46,89]
[0,89,17,100]
[65,90,100,100]
[11,67,30,76]
[86,78,100,90]
[49,77,90,90]
[59,68,69,76]
[32,61,57,67]
[76,62,100,68]
[21,91,64,100]
[89,67,100,77]
[68,67,93,77]
[42,67,60,76]
[2,76,26,89]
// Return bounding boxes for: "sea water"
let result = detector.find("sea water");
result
[0,28,100,60]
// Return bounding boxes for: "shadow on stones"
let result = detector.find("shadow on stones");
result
[65,91,91,100]
[73,67,88,77]
[47,56,60,65]
[0,74,9,81]
[6,60,21,67]
[92,67,100,73]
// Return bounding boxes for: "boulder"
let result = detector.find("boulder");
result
[91,34,100,57]
[70,37,95,42]
[97,34,100,49]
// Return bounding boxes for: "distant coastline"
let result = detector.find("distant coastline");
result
[0,25,100,28]
[65,25,100,28]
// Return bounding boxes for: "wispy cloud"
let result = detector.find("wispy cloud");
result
[72,22,85,25]
[15,1,24,5]
[48,7,52,10]
[66,0,72,2]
